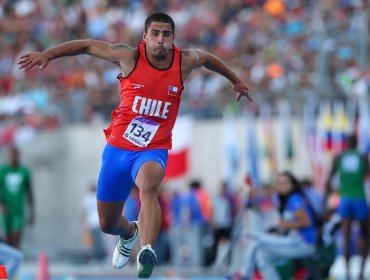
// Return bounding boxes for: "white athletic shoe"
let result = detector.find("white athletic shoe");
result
[112,221,139,269]
[137,244,157,278]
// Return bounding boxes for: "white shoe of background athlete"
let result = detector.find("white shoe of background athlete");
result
[112,221,139,269]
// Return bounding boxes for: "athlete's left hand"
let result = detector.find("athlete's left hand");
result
[232,81,252,102]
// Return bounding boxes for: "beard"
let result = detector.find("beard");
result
[153,50,167,60]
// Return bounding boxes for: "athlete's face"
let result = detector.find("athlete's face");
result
[143,22,174,60]
[275,174,293,195]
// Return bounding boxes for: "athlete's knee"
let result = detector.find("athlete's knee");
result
[139,177,161,197]
[99,218,119,234]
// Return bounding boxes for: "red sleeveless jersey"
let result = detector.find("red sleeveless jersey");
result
[104,41,184,150]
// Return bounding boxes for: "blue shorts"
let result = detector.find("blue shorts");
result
[97,143,168,202]
[337,198,369,220]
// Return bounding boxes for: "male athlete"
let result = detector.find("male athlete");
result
[18,12,250,278]
[326,134,370,280]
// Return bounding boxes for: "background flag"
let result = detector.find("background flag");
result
[165,116,192,180]
[260,103,277,182]
[332,101,349,155]
[246,111,260,188]
[223,109,238,190]
[357,99,370,154]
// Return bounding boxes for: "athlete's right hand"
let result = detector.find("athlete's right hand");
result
[18,52,49,71]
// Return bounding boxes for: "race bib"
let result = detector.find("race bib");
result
[123,116,159,147]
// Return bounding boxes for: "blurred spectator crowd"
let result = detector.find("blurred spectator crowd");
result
[101,179,243,269]
[88,175,342,277]
[0,0,369,147]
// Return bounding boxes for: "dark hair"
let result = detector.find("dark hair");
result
[347,134,357,149]
[145,12,175,34]
[277,171,322,227]
[190,179,201,190]
[277,171,302,214]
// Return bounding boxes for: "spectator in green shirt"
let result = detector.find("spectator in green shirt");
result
[326,134,370,280]
[0,146,35,249]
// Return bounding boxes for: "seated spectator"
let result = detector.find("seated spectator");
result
[243,171,317,280]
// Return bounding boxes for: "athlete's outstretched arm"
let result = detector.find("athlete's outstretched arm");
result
[18,39,129,71]
[183,49,251,102]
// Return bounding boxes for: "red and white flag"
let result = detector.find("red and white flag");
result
[165,116,192,180]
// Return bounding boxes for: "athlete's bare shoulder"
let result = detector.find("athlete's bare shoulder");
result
[181,49,203,81]
[110,43,134,51]
[109,43,138,76]
[110,43,137,60]
[181,49,200,67]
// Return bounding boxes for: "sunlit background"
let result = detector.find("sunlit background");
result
[0,0,369,279]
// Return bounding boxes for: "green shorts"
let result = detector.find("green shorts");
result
[0,214,25,233]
